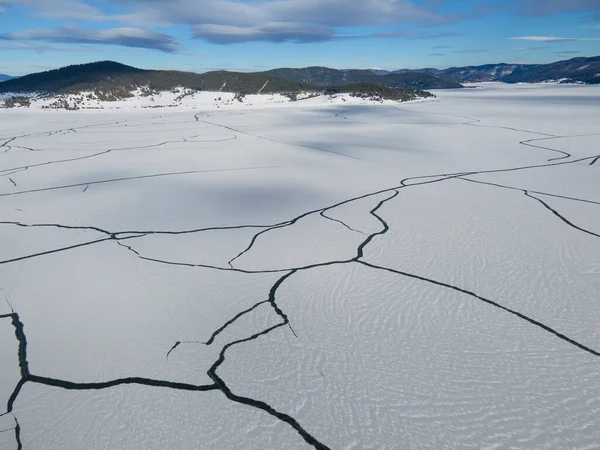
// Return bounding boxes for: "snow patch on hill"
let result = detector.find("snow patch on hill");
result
[0,87,432,111]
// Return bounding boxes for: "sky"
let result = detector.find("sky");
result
[0,0,599,75]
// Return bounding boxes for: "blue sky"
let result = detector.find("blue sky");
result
[0,0,599,75]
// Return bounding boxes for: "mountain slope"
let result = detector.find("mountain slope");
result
[396,56,600,84]
[0,62,436,106]
[0,61,307,97]
[0,74,14,82]
[259,67,463,89]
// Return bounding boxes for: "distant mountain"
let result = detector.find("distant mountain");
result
[258,67,463,89]
[0,61,435,104]
[396,57,600,84]
[0,61,307,99]
[0,74,15,82]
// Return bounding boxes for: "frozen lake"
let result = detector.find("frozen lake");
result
[1,83,599,449]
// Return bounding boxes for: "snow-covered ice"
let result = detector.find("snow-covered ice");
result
[1,83,599,449]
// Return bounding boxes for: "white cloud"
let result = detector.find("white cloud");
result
[509,36,600,42]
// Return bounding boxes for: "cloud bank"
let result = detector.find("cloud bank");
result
[509,36,600,42]
[0,27,180,52]
[1,0,599,50]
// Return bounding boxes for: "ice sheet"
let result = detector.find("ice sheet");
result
[1,82,599,449]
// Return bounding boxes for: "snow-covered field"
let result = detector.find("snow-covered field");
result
[0,88,405,111]
[1,83,599,449]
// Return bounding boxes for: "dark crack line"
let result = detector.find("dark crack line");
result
[138,253,363,275]
[0,238,113,266]
[399,154,598,188]
[209,322,330,447]
[0,118,143,167]
[1,137,16,153]
[26,375,217,392]
[320,211,364,234]
[197,115,371,162]
[115,224,270,237]
[14,417,22,450]
[519,137,570,161]
[126,157,596,273]
[459,178,600,239]
[228,175,467,268]
[0,149,112,175]
[0,165,292,198]
[0,232,144,266]
[2,291,326,449]
[394,107,576,161]
[2,135,237,155]
[355,191,399,259]
[590,155,600,166]
[204,300,270,346]
[116,240,141,256]
[358,261,600,357]
[524,192,600,238]
[0,169,27,178]
[132,253,288,273]
[266,271,299,338]
[1,307,217,448]
[165,341,181,359]
[8,178,16,187]
[166,340,205,358]
[457,178,600,206]
[184,190,414,449]
[0,220,112,236]
[228,222,292,267]
[0,219,271,240]
[4,152,594,271]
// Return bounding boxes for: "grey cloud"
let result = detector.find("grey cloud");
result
[5,0,468,35]
[0,0,108,21]
[509,46,550,51]
[191,22,334,44]
[265,0,462,27]
[115,0,265,27]
[192,22,458,44]
[118,0,463,28]
[0,41,101,53]
[452,49,490,53]
[364,31,457,39]
[0,27,180,52]
[2,0,478,46]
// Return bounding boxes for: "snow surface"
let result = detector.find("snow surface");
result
[1,83,599,449]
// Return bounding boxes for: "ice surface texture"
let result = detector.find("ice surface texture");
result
[1,83,599,449]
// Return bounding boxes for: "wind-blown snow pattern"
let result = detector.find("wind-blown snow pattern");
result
[0,83,599,449]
